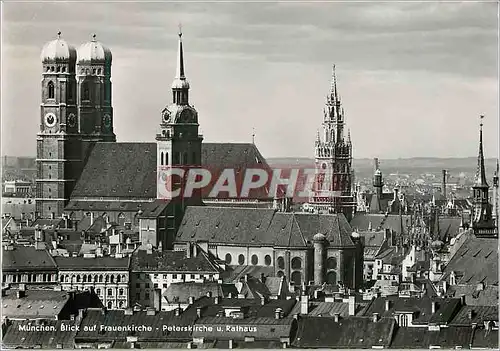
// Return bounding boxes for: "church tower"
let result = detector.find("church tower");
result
[36,32,80,218]
[76,34,116,142]
[471,116,497,238]
[493,159,499,230]
[156,29,203,203]
[310,66,355,221]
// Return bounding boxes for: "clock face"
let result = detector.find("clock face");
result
[68,113,76,128]
[162,110,171,123]
[103,114,111,128]
[45,113,57,128]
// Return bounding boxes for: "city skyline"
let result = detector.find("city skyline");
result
[1,2,498,159]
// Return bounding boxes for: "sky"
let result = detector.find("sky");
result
[1,1,499,159]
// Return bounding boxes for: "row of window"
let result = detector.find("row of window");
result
[45,65,67,73]
[148,273,211,280]
[224,253,273,266]
[4,274,56,283]
[60,274,127,284]
[159,151,198,166]
[275,256,337,270]
[95,288,126,296]
[46,81,74,100]
[275,270,338,285]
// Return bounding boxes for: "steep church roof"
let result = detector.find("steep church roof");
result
[176,206,355,248]
[70,142,270,201]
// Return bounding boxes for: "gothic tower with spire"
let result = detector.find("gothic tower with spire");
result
[471,116,497,238]
[492,159,499,230]
[156,28,203,204]
[310,66,355,221]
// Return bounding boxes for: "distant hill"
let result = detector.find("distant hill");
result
[266,157,499,180]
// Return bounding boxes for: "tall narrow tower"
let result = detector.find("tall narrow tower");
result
[310,65,355,221]
[36,33,80,218]
[156,28,203,202]
[471,116,497,238]
[492,159,499,229]
[76,34,116,143]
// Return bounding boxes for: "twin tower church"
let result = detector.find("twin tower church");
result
[36,31,356,226]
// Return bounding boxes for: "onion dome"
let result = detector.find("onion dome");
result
[313,233,326,242]
[77,34,112,63]
[40,32,76,62]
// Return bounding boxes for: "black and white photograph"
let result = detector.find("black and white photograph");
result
[1,1,499,349]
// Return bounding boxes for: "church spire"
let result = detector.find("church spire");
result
[475,115,488,187]
[171,25,190,105]
[175,25,185,80]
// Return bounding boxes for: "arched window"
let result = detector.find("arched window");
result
[327,257,338,270]
[291,271,302,285]
[82,83,90,100]
[264,255,272,266]
[161,152,164,166]
[83,275,87,283]
[107,301,112,309]
[99,275,103,283]
[225,253,232,264]
[76,275,81,283]
[119,301,124,308]
[238,254,245,265]
[117,275,121,283]
[277,256,285,270]
[277,270,284,278]
[107,288,112,296]
[48,81,55,99]
[96,288,101,295]
[105,275,109,283]
[400,314,408,327]
[118,213,126,227]
[326,271,337,284]
[291,257,302,270]
[110,275,114,284]
[119,288,124,296]
[251,254,258,265]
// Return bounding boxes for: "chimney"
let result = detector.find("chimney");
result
[228,293,233,299]
[442,281,448,294]
[348,295,356,316]
[300,295,309,315]
[333,313,340,322]
[192,243,198,257]
[146,307,156,316]
[124,308,133,315]
[175,308,180,317]
[90,212,94,226]
[196,307,202,318]
[460,295,466,306]
[484,321,492,331]
[186,243,191,258]
[245,274,249,282]
[51,212,55,219]
[260,273,266,283]
[442,170,447,199]
[313,290,320,299]
[431,301,437,314]
[385,299,390,311]
[372,313,379,322]
[275,308,282,320]
[188,296,195,305]
[214,296,220,304]
[228,340,233,349]
[206,291,212,298]
[468,309,474,320]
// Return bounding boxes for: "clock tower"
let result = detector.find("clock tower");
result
[156,29,203,202]
[36,32,81,218]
